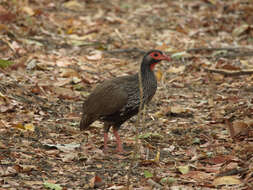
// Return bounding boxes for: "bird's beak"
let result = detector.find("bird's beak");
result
[160,54,171,61]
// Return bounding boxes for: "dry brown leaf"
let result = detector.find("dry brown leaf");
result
[23,181,44,186]
[53,78,72,87]
[86,50,103,61]
[212,73,224,81]
[24,123,35,132]
[13,123,26,130]
[22,6,35,16]
[20,165,37,172]
[63,0,84,11]
[213,176,241,186]
[60,153,77,162]
[232,120,250,138]
[182,171,212,181]
[89,175,104,188]
[60,68,79,78]
[0,141,7,149]
[170,105,186,114]
[232,24,250,37]
[168,65,185,73]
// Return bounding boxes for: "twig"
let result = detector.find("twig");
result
[187,47,253,53]
[203,68,253,76]
[225,119,235,141]
[215,51,253,59]
[105,48,145,54]
[127,63,144,189]
[187,47,253,59]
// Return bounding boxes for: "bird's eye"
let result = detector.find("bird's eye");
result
[153,53,159,57]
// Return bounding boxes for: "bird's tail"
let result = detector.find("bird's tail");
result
[80,114,94,130]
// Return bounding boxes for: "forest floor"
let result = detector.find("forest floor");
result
[0,0,253,189]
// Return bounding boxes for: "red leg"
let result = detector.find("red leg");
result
[113,129,123,153]
[103,122,111,153]
[103,132,109,152]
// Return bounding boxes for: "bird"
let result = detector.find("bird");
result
[80,50,171,153]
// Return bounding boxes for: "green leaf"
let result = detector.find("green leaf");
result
[171,51,187,59]
[160,177,176,184]
[0,59,15,69]
[167,177,176,184]
[207,152,213,157]
[138,132,163,139]
[138,132,152,139]
[144,170,153,178]
[178,165,190,174]
[43,182,62,190]
[192,137,200,144]
[73,83,83,90]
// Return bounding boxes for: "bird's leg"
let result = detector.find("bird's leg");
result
[113,127,123,153]
[103,122,111,152]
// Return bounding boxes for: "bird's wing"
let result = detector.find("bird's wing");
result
[83,79,128,116]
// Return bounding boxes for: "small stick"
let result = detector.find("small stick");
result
[105,48,145,54]
[204,68,253,76]
[127,63,144,189]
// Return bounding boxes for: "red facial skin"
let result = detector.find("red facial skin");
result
[149,52,171,70]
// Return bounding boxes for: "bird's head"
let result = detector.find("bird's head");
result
[143,50,171,70]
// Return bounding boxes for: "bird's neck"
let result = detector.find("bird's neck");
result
[139,63,157,95]
[140,62,155,80]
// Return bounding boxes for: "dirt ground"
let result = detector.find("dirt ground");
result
[0,0,253,189]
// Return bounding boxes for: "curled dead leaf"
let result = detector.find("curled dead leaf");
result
[86,50,102,61]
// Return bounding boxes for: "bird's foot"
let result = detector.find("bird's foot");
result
[103,146,109,154]
[115,144,128,155]
[113,148,131,157]
[116,148,124,154]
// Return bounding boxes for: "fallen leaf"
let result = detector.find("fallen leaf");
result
[213,176,241,186]
[43,181,62,190]
[232,120,250,138]
[0,59,15,69]
[24,123,35,132]
[13,123,26,130]
[171,51,190,59]
[22,6,35,16]
[107,185,126,190]
[170,105,186,114]
[43,143,80,152]
[60,152,77,162]
[232,24,250,37]
[178,165,190,174]
[154,149,160,163]
[86,50,102,61]
[168,65,185,73]
[144,170,153,178]
[182,171,212,181]
[63,0,84,11]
